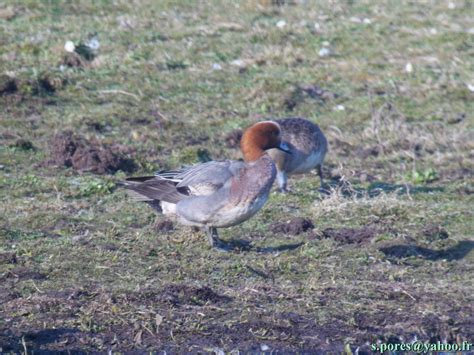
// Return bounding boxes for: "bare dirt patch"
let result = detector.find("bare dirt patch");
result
[1,284,473,352]
[0,74,18,95]
[50,131,137,174]
[158,284,231,306]
[270,217,314,235]
[0,73,64,96]
[319,226,378,244]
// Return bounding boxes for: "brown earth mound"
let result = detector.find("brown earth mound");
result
[271,217,314,235]
[50,131,137,174]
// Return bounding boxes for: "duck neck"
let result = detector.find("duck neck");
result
[241,142,266,162]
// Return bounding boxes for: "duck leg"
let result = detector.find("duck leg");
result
[316,164,331,194]
[205,226,231,251]
[276,171,289,193]
[316,165,324,188]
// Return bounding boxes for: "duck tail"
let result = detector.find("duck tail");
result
[120,176,188,204]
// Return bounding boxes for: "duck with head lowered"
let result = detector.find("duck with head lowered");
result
[267,117,328,193]
[122,121,291,251]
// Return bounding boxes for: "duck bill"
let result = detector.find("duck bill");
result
[277,142,292,154]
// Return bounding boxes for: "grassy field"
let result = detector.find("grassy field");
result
[1,0,473,352]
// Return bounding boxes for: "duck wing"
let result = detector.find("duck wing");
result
[156,160,245,195]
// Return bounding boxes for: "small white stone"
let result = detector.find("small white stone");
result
[405,62,413,73]
[314,22,321,30]
[322,41,330,46]
[276,20,286,28]
[467,84,474,92]
[430,28,438,35]
[350,16,361,23]
[86,37,100,51]
[363,18,372,24]
[230,59,244,67]
[212,63,222,70]
[261,344,270,351]
[335,105,345,111]
[318,47,331,57]
[448,2,456,9]
[64,40,75,53]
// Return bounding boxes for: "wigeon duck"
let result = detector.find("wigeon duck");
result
[267,117,328,192]
[122,121,291,250]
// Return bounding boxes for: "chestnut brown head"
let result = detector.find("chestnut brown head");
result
[240,121,291,162]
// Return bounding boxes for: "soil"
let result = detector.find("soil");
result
[270,217,314,235]
[157,284,231,306]
[320,226,379,244]
[50,130,137,174]
[0,75,18,95]
[0,73,64,96]
[1,283,472,353]
[62,52,87,68]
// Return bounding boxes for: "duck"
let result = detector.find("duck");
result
[267,117,328,193]
[122,121,291,250]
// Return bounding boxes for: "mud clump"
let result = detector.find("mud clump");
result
[160,284,231,306]
[62,52,87,68]
[225,129,243,148]
[51,131,137,174]
[10,138,35,151]
[271,217,314,235]
[36,73,64,94]
[322,226,378,244]
[0,75,18,95]
[1,73,65,98]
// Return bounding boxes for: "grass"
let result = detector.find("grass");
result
[1,0,473,352]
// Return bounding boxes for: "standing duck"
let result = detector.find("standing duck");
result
[122,121,291,250]
[267,117,328,193]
